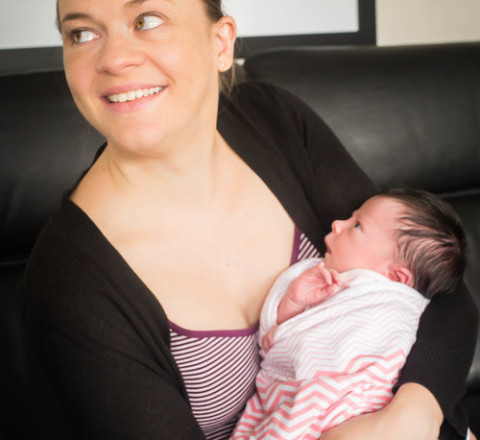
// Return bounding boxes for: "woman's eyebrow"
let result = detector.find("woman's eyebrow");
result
[60,0,174,27]
[126,0,174,6]
[127,0,150,5]
[60,12,92,27]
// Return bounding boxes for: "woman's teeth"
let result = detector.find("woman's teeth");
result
[107,86,163,103]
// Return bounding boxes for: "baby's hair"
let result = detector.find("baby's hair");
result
[377,188,466,299]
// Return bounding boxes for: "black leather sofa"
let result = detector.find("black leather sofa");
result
[1,42,479,438]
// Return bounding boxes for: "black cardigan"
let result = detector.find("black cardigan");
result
[24,81,478,439]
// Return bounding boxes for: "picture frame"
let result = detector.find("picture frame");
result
[0,0,375,75]
[235,0,376,57]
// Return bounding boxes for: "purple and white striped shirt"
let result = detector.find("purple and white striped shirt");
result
[169,227,320,439]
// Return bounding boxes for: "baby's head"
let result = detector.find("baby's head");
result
[323,188,466,298]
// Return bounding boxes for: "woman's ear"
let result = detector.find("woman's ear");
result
[388,264,414,287]
[214,15,237,72]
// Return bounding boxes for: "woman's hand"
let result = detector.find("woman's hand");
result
[321,383,443,440]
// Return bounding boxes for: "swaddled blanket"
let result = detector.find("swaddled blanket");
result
[232,258,429,440]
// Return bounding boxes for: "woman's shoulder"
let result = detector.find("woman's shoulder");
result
[218,79,321,156]
[220,80,339,157]
[23,194,130,314]
[223,80,310,117]
[23,197,110,305]
[26,196,103,271]
[23,195,171,341]
[230,79,287,97]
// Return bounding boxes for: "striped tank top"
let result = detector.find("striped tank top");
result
[169,227,320,439]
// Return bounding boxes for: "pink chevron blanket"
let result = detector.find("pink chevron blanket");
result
[232,258,429,440]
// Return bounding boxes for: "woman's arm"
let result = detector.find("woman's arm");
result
[395,283,478,429]
[324,285,478,440]
[322,383,443,440]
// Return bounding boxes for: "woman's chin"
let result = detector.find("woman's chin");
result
[104,127,174,157]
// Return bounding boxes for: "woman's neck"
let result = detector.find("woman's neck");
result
[74,128,231,214]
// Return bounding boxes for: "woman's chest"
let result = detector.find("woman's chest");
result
[137,224,293,327]
[115,186,296,330]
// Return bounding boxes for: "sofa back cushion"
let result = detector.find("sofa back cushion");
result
[0,71,104,262]
[242,43,480,194]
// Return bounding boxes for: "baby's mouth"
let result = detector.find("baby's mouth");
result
[324,237,331,254]
[107,86,164,103]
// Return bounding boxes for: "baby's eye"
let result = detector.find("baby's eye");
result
[354,222,362,230]
[70,29,98,44]
[135,15,164,30]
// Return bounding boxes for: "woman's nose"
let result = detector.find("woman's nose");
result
[96,33,145,75]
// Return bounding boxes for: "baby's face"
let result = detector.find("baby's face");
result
[323,196,404,277]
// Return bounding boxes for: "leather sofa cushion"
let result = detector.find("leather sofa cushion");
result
[0,71,104,261]
[243,43,480,194]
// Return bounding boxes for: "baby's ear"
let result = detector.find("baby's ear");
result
[388,264,414,287]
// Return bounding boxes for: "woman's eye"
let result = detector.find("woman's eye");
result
[70,30,98,44]
[135,15,164,31]
[354,222,362,230]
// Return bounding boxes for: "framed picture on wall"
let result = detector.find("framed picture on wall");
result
[227,0,376,57]
[0,0,375,74]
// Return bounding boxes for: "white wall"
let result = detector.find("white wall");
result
[1,0,480,50]
[0,0,60,49]
[0,0,358,50]
[376,0,480,46]
[223,0,358,37]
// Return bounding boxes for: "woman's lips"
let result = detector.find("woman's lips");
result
[100,84,167,112]
[106,86,164,103]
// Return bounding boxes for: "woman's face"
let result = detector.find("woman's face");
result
[57,0,235,155]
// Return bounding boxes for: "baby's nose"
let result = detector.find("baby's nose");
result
[331,220,342,233]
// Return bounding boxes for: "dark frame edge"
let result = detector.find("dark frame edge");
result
[236,0,376,57]
[0,46,64,77]
[0,0,375,74]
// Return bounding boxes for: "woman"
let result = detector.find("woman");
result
[24,0,477,439]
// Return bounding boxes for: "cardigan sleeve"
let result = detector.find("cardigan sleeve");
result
[395,283,478,439]
[24,210,206,440]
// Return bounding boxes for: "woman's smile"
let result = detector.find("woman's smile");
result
[100,83,167,114]
[106,85,164,103]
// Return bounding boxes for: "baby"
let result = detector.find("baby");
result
[232,188,466,440]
